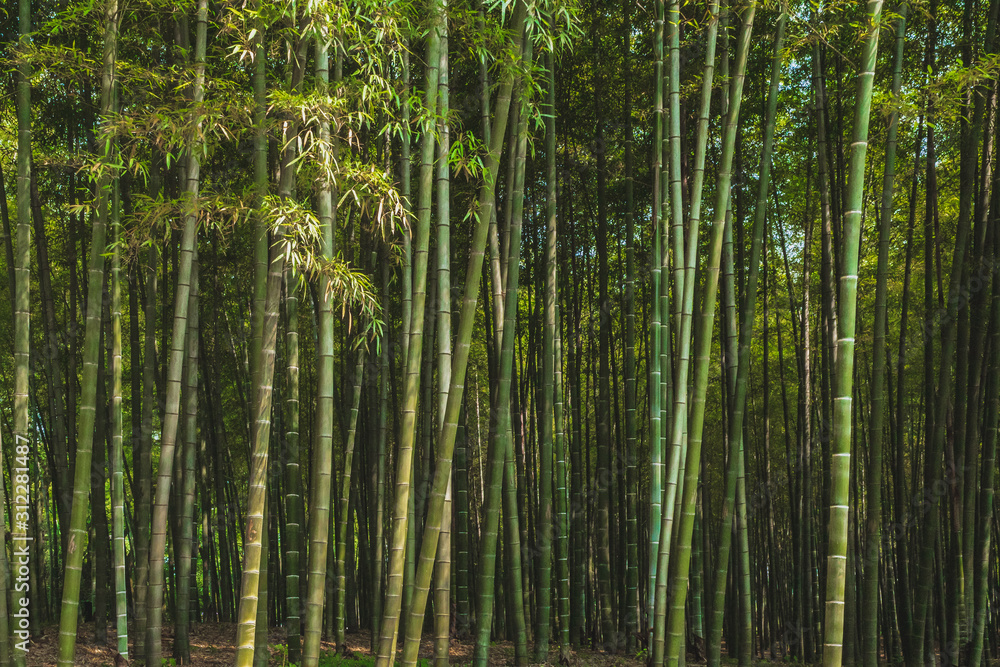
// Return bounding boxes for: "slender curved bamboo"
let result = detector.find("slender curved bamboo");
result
[653,0,687,652]
[145,4,206,663]
[862,6,907,666]
[666,0,684,335]
[376,0,442,658]
[92,373,109,647]
[470,51,533,663]
[661,3,756,664]
[236,21,311,655]
[56,1,117,660]
[234,235,285,667]
[706,7,786,664]
[647,0,665,635]
[336,353,365,646]
[821,0,885,663]
[33,161,70,568]
[255,22,307,657]
[720,187,754,665]
[395,5,527,663]
[651,0,720,659]
[914,98,939,659]
[812,42,838,387]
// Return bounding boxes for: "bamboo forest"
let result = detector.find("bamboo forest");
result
[1,0,1000,664]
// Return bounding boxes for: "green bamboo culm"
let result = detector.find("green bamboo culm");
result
[56,0,117,661]
[969,220,1000,666]
[663,0,722,618]
[536,46,558,665]
[706,5,786,664]
[110,142,128,662]
[376,0,443,658]
[372,257,390,652]
[473,36,534,665]
[661,2,756,664]
[453,400,470,641]
[647,0,665,635]
[235,26,303,657]
[248,15,271,658]
[283,265,302,664]
[548,53,570,660]
[821,0,884,663]
[234,236,285,667]
[718,205,746,666]
[503,424,529,665]
[621,0,640,650]
[554,302,571,657]
[303,32,336,667]
[249,0,268,469]
[651,0,680,656]
[336,353,366,647]
[594,0,616,639]
[395,3,526,664]
[433,17,453,667]
[400,43,413,411]
[134,247,157,661]
[652,0,721,661]
[176,251,200,665]
[861,5,907,667]
[910,0,976,656]
[679,0,720,337]
[145,2,207,663]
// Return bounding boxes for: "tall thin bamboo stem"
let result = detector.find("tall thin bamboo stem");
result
[821,0,885,663]
[56,0,117,660]
[145,3,206,662]
[392,4,525,664]
[662,3,756,663]
[861,7,907,666]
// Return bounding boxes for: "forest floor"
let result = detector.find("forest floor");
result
[23,622,651,666]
